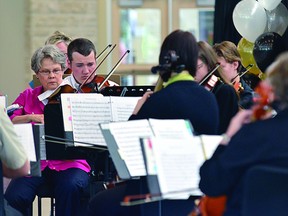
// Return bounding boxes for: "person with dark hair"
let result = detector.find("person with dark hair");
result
[87,29,219,216]
[4,45,90,216]
[213,41,254,109]
[64,38,117,91]
[195,41,239,134]
[129,30,219,135]
[199,52,288,215]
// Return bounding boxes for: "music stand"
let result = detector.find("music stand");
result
[101,86,154,97]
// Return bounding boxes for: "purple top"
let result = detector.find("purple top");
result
[10,86,90,173]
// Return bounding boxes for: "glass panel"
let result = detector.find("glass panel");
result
[121,74,158,86]
[120,9,161,64]
[179,8,214,45]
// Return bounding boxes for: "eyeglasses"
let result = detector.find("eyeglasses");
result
[38,69,63,76]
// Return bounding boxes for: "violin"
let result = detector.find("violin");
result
[79,75,111,93]
[231,64,253,93]
[48,48,130,103]
[252,81,273,120]
[64,68,72,74]
[199,63,221,92]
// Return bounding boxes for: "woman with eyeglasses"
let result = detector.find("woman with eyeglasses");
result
[9,45,65,124]
[195,41,239,134]
[5,45,90,216]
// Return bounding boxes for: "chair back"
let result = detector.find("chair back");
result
[242,165,288,216]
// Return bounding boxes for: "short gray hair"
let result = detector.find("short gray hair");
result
[31,45,66,73]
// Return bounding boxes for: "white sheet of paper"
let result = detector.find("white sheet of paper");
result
[70,94,109,146]
[148,119,194,138]
[109,120,154,177]
[110,97,140,121]
[61,94,139,147]
[0,96,6,108]
[147,135,222,199]
[199,135,223,159]
[150,137,202,198]
[13,124,37,162]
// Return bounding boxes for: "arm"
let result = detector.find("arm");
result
[0,107,30,178]
[2,160,30,178]
[131,91,154,115]
[10,88,44,124]
[12,114,44,124]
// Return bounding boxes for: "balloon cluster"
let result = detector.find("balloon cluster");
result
[233,0,287,76]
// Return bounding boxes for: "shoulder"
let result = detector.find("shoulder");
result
[214,82,237,96]
[19,86,43,95]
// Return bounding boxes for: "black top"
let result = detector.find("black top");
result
[239,78,254,109]
[212,81,239,134]
[199,108,288,216]
[129,80,219,135]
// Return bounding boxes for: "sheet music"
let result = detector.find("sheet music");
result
[70,94,110,146]
[108,120,154,177]
[143,135,222,199]
[61,94,139,147]
[13,124,37,162]
[110,97,140,121]
[146,137,201,198]
[148,119,194,138]
[61,93,74,132]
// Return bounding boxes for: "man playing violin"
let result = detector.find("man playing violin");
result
[64,38,117,93]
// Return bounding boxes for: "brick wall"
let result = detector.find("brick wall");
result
[28,0,99,70]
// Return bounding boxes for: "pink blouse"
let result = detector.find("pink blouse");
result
[10,86,91,173]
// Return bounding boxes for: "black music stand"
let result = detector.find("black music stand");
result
[101,86,154,97]
[44,103,114,182]
[44,103,106,160]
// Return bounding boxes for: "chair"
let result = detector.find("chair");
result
[242,165,288,216]
[36,185,54,216]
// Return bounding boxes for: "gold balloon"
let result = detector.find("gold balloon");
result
[258,72,267,80]
[237,37,262,76]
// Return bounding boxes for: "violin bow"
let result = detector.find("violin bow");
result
[231,64,253,84]
[98,50,130,90]
[199,63,220,85]
[96,44,112,60]
[78,44,117,92]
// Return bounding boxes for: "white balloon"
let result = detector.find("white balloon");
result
[266,3,288,36]
[258,0,282,11]
[233,0,267,42]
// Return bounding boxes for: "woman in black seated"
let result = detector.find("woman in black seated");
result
[199,52,288,216]
[87,29,220,216]
[195,41,239,134]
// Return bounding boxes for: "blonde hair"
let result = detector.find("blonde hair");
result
[213,41,242,72]
[267,52,288,107]
[45,31,72,46]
